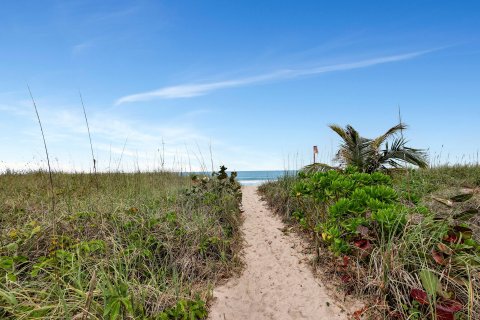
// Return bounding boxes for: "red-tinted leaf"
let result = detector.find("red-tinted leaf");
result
[432,249,446,265]
[342,256,349,268]
[437,299,462,312]
[410,288,429,305]
[354,239,371,250]
[443,232,458,243]
[352,306,368,320]
[354,239,372,258]
[436,311,454,320]
[437,243,453,255]
[436,299,463,320]
[340,274,352,283]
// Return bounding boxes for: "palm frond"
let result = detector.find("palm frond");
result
[301,163,338,174]
[379,137,428,169]
[329,123,426,172]
[371,123,407,150]
[328,124,348,141]
[330,124,373,171]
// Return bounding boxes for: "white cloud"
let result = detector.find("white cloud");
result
[0,98,216,172]
[115,49,435,104]
[72,41,93,56]
[0,101,314,172]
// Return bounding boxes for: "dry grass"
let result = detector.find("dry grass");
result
[0,169,242,319]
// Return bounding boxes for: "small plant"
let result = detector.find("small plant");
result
[157,297,207,319]
[102,281,134,320]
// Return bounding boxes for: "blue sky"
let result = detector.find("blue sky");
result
[1,1,479,171]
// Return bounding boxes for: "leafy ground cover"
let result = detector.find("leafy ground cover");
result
[259,166,480,319]
[0,167,242,319]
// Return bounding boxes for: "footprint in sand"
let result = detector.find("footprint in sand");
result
[208,186,352,320]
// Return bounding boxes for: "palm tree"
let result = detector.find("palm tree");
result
[329,123,428,173]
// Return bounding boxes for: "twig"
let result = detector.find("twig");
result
[82,270,97,320]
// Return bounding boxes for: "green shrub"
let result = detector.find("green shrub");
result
[293,167,408,254]
[260,166,480,319]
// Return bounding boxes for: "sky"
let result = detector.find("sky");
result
[1,1,479,172]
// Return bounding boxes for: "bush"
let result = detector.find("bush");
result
[260,166,480,319]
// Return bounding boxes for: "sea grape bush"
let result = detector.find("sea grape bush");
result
[287,166,480,319]
[293,167,408,254]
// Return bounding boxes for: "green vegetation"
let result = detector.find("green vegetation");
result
[259,165,480,319]
[328,123,428,173]
[0,167,242,319]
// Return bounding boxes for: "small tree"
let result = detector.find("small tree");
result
[329,123,428,173]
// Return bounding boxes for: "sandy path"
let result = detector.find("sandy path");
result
[209,186,347,320]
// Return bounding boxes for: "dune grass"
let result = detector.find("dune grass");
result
[259,166,480,319]
[0,169,242,319]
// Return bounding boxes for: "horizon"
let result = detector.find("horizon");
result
[1,1,479,172]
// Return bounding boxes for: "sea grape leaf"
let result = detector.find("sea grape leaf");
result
[437,243,453,255]
[354,239,371,250]
[419,269,440,298]
[436,299,463,320]
[431,249,446,265]
[410,288,429,305]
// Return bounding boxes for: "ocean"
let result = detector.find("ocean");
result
[235,170,296,186]
[183,170,297,186]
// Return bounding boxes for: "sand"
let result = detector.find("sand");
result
[208,186,349,320]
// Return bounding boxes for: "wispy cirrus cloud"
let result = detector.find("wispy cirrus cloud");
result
[1,99,215,172]
[72,41,93,56]
[115,49,436,105]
